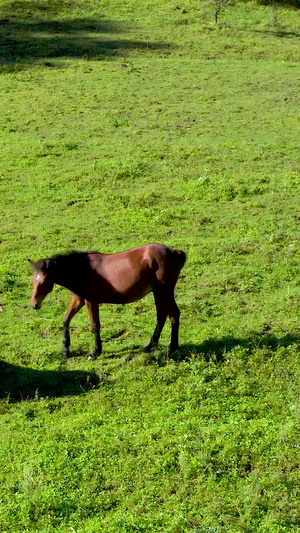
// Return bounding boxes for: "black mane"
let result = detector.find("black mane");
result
[33,251,98,277]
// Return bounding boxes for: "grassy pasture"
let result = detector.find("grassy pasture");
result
[0,0,300,531]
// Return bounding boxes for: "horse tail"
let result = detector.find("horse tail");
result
[152,245,186,285]
[168,247,187,269]
[176,249,187,269]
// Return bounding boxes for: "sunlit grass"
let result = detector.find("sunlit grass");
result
[0,0,300,530]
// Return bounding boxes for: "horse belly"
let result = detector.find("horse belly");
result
[120,281,152,303]
[102,261,152,304]
[110,275,152,303]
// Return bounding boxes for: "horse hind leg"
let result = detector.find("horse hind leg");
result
[151,258,182,353]
[145,289,181,353]
[168,297,180,353]
[144,291,168,352]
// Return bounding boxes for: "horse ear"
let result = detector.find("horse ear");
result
[40,259,53,274]
[27,258,34,270]
[45,259,52,271]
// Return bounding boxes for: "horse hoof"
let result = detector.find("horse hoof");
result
[63,349,70,358]
[169,345,179,354]
[144,343,153,353]
[88,353,99,361]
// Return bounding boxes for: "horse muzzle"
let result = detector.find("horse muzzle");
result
[31,301,41,310]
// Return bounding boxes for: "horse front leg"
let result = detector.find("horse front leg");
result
[86,301,102,360]
[63,294,85,357]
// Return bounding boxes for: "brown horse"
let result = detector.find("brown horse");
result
[30,243,186,359]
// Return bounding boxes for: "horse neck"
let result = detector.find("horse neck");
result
[50,255,88,291]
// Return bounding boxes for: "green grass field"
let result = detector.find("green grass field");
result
[0,0,300,531]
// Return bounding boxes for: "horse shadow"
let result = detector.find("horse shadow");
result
[0,360,100,402]
[101,330,300,366]
[178,331,300,363]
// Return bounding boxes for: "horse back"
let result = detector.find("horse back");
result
[86,246,155,303]
[86,244,186,303]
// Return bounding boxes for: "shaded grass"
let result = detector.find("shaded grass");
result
[0,15,170,68]
[0,359,100,401]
